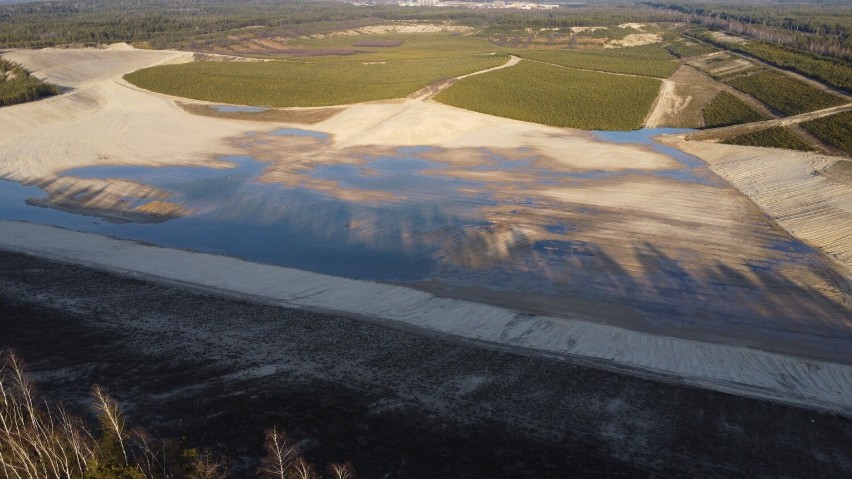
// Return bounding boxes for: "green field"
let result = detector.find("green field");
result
[701,91,768,128]
[666,39,718,59]
[801,111,852,156]
[727,70,845,116]
[516,44,678,78]
[434,60,660,131]
[721,127,812,151]
[0,59,59,107]
[732,41,852,92]
[125,54,505,107]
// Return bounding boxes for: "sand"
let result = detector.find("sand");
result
[1,45,850,414]
[663,136,852,292]
[0,47,677,184]
[0,220,849,416]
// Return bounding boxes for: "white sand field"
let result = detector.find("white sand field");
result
[1,46,850,413]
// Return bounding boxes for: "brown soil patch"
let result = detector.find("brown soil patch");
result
[649,65,725,128]
[177,102,342,124]
[710,31,749,44]
[689,52,754,78]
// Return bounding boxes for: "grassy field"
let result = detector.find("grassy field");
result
[721,127,813,151]
[516,44,678,78]
[801,111,852,156]
[125,54,506,107]
[701,91,768,128]
[727,70,846,116]
[666,39,719,59]
[434,60,660,131]
[0,59,59,107]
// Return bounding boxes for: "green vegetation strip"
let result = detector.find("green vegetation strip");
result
[701,91,768,128]
[517,44,678,79]
[434,60,660,131]
[696,31,852,92]
[125,55,506,107]
[733,41,852,92]
[0,59,59,107]
[721,127,812,151]
[727,70,845,116]
[801,111,852,156]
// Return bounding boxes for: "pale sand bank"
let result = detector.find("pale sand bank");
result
[1,220,850,416]
[662,137,852,298]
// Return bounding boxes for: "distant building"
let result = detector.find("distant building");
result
[417,0,438,5]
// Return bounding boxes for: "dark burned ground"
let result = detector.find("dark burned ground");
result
[1,250,850,478]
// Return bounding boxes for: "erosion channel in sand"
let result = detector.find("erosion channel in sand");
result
[0,46,850,414]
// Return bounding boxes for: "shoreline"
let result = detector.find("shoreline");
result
[3,248,850,478]
[1,219,849,416]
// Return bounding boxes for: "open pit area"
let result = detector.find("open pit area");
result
[0,42,851,478]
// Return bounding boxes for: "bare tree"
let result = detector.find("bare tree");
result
[0,351,95,479]
[188,450,230,479]
[92,385,129,467]
[327,463,355,479]
[258,427,302,479]
[290,458,318,479]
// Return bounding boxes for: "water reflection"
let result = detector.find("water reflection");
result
[1,127,849,360]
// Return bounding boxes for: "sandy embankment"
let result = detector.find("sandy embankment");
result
[0,46,850,414]
[1,220,851,415]
[663,137,852,301]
